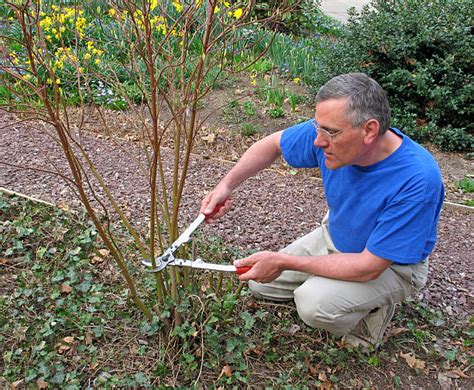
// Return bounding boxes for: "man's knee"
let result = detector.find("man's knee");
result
[294,283,345,335]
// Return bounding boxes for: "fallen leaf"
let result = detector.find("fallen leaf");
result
[244,347,264,357]
[62,336,74,344]
[98,249,110,257]
[445,369,470,379]
[217,365,232,380]
[400,352,426,369]
[308,364,318,376]
[202,133,216,143]
[0,258,8,265]
[36,378,48,389]
[437,372,452,389]
[318,371,328,382]
[57,344,71,354]
[85,333,93,345]
[11,379,24,389]
[246,300,259,309]
[90,256,104,264]
[58,202,70,211]
[288,323,301,335]
[60,283,72,294]
[57,336,75,354]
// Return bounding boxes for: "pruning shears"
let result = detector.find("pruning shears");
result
[141,203,251,275]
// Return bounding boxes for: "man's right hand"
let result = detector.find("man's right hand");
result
[200,185,233,223]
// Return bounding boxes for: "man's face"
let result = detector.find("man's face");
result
[313,98,366,169]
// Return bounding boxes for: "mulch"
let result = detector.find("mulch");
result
[1,111,472,320]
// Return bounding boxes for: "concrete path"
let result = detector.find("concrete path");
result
[319,0,372,23]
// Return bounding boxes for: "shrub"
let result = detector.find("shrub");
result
[241,122,258,137]
[253,0,322,34]
[456,178,474,194]
[311,0,473,152]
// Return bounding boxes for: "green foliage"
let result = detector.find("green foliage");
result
[246,58,274,74]
[1,195,472,386]
[310,0,473,152]
[253,0,322,34]
[288,92,304,112]
[268,106,285,118]
[267,33,326,84]
[241,122,258,137]
[457,178,474,194]
[242,101,256,116]
[259,74,285,107]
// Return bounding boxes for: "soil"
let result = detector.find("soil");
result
[0,79,473,387]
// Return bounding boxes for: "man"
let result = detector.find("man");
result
[200,73,445,349]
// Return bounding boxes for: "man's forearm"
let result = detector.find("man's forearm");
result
[236,249,392,283]
[220,131,282,191]
[280,250,392,282]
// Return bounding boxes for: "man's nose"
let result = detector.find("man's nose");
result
[314,131,328,148]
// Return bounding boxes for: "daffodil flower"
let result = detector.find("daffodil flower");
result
[233,8,243,19]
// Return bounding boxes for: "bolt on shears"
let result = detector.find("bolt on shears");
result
[141,203,251,275]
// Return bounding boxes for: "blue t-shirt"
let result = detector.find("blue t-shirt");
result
[280,120,445,264]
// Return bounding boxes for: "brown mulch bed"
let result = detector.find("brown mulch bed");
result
[0,110,472,321]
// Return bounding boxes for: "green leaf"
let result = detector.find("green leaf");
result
[36,246,47,259]
[444,349,457,362]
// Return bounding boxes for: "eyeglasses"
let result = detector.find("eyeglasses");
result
[311,119,353,141]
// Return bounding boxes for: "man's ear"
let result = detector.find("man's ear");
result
[363,119,380,144]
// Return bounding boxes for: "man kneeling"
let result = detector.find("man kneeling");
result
[200,73,444,349]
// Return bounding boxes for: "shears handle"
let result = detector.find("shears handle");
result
[236,266,252,275]
[204,201,227,221]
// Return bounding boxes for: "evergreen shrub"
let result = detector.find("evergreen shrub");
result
[311,0,473,152]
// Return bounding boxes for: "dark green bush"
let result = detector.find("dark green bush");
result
[253,0,322,34]
[311,0,473,152]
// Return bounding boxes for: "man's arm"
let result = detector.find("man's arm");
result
[200,131,283,220]
[235,249,392,283]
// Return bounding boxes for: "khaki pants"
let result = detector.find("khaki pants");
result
[249,214,429,336]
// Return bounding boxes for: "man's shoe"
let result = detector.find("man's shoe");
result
[342,304,396,351]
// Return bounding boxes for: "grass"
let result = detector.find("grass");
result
[1,192,472,387]
[457,177,474,193]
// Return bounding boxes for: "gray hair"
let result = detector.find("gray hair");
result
[316,73,391,134]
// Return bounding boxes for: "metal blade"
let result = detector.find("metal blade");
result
[146,213,206,272]
[141,257,237,273]
[172,258,237,272]
[168,213,205,250]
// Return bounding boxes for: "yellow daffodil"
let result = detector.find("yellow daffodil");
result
[173,1,183,12]
[293,77,301,85]
[233,8,243,19]
[108,8,116,17]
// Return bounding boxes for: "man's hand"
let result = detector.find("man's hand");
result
[234,251,284,283]
[200,185,233,223]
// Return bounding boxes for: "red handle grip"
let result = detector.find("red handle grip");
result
[204,201,227,221]
[236,266,251,275]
